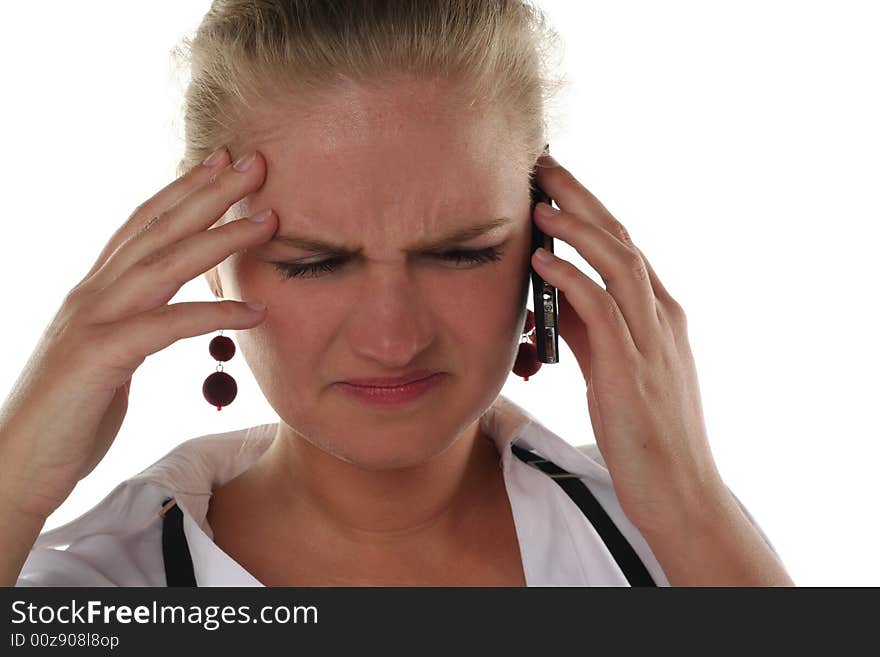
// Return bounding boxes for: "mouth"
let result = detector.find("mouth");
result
[339,369,441,388]
[334,372,446,407]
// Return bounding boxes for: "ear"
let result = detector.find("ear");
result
[204,268,223,299]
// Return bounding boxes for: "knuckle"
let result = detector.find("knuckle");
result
[623,249,649,281]
[63,284,85,307]
[128,201,148,222]
[657,342,682,377]
[204,165,259,211]
[600,292,622,325]
[134,212,165,240]
[61,282,100,318]
[201,171,236,211]
[636,367,664,401]
[208,165,239,189]
[609,219,634,247]
[665,298,687,326]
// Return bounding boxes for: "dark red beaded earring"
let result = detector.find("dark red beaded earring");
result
[203,330,238,411]
[513,309,542,381]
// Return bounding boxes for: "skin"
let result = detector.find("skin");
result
[201,76,535,583]
[0,69,792,586]
[527,158,794,585]
[199,74,793,586]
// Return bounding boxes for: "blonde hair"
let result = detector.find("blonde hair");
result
[171,0,568,183]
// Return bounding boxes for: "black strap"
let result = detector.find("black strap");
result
[160,497,197,587]
[159,446,658,587]
[510,442,657,587]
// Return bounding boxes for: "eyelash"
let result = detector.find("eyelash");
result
[273,246,504,280]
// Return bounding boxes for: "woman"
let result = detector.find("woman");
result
[1,0,793,587]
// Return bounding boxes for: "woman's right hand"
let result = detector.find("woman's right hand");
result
[0,147,277,522]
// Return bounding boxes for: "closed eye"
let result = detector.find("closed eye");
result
[272,246,505,280]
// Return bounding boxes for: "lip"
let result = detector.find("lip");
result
[340,370,440,387]
[335,372,445,406]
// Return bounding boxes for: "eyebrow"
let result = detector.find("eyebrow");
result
[270,216,513,255]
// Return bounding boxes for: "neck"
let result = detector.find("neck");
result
[250,419,501,548]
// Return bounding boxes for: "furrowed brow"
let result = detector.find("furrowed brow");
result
[270,216,513,255]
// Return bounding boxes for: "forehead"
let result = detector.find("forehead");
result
[234,74,498,150]
[229,78,526,234]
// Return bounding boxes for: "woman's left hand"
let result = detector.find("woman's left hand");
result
[530,153,730,538]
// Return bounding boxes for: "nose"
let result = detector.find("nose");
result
[344,268,438,368]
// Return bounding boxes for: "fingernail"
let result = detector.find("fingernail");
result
[246,301,267,311]
[535,247,555,263]
[233,151,256,172]
[248,208,272,223]
[202,147,227,168]
[539,153,558,167]
[535,202,559,220]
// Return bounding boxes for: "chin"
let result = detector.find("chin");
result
[280,369,506,471]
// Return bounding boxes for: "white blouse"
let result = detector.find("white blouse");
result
[15,394,780,587]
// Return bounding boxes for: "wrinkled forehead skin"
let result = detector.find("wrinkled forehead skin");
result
[220,74,532,247]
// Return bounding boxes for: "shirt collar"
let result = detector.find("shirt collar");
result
[34,394,608,586]
[145,393,606,512]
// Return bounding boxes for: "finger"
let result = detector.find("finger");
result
[633,244,689,350]
[531,247,642,380]
[88,150,268,292]
[633,244,678,314]
[86,209,277,324]
[93,299,267,372]
[81,147,231,283]
[535,157,652,276]
[556,287,593,382]
[534,204,661,358]
[534,155,618,229]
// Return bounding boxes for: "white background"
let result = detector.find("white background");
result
[1,1,877,586]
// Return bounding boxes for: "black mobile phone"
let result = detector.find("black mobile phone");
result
[529,146,559,364]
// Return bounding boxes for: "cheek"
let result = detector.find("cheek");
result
[235,301,329,402]
[258,296,329,356]
[436,266,528,359]
[229,263,330,376]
